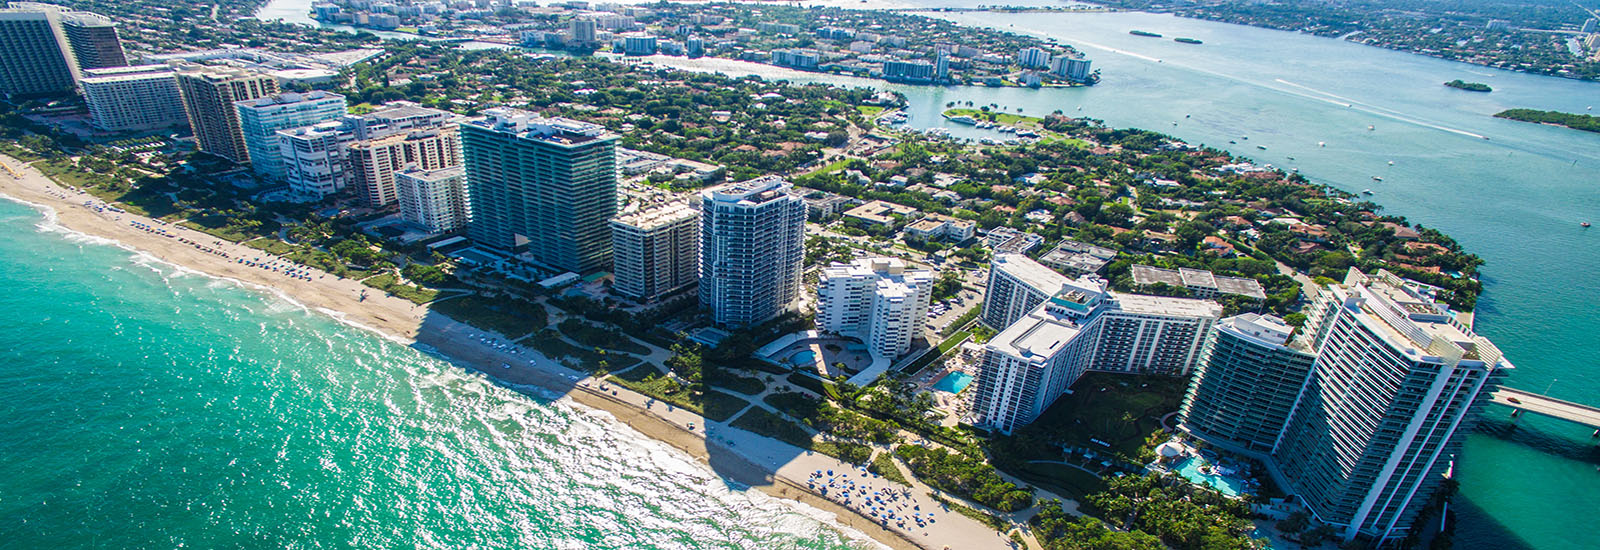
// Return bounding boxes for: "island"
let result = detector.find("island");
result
[1129,30,1162,37]
[1444,80,1492,92]
[1174,37,1203,44]
[1493,109,1600,134]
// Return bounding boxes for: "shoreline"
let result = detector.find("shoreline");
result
[0,156,984,550]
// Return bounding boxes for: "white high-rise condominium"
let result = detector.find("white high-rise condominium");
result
[1271,268,1510,543]
[970,253,1222,433]
[396,166,468,234]
[610,202,699,302]
[79,64,185,131]
[698,176,805,328]
[816,258,936,359]
[234,91,348,181]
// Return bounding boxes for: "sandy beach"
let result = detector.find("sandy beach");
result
[0,155,1011,550]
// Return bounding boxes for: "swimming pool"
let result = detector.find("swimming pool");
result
[931,372,973,394]
[790,350,817,365]
[1174,456,1248,497]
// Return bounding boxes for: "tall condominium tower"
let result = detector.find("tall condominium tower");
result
[0,6,76,97]
[816,258,936,359]
[1272,269,1510,543]
[350,126,460,207]
[982,253,1070,330]
[57,10,123,69]
[80,65,185,131]
[698,176,805,328]
[461,108,618,274]
[1089,293,1219,376]
[276,121,349,198]
[610,202,699,302]
[235,91,348,180]
[1177,313,1317,455]
[396,166,468,234]
[973,286,1105,434]
[175,64,279,164]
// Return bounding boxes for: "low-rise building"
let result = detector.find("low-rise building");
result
[1039,239,1116,276]
[1130,264,1268,300]
[842,199,918,228]
[903,212,976,242]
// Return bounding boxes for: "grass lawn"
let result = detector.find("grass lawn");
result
[244,237,297,255]
[1011,462,1107,501]
[902,331,969,374]
[787,372,842,400]
[943,108,1043,127]
[711,371,766,395]
[361,273,439,304]
[731,408,813,447]
[856,105,885,117]
[1022,372,1185,462]
[427,295,545,340]
[804,157,854,177]
[557,319,650,355]
[611,367,748,422]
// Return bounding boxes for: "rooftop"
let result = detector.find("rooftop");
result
[234,90,345,109]
[1341,268,1507,367]
[1107,291,1223,319]
[468,107,615,146]
[397,165,464,183]
[1216,313,1307,351]
[612,201,697,230]
[80,64,174,84]
[993,253,1070,295]
[704,175,793,204]
[988,305,1087,362]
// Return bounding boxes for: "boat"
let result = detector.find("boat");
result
[1368,125,1376,131]
[948,115,978,125]
[1318,141,1326,147]
[1228,140,1236,144]
[1584,222,1592,228]
[1130,30,1162,37]
[1174,37,1203,44]
[1362,189,1373,195]
[1372,176,1383,181]
[1256,145,1267,150]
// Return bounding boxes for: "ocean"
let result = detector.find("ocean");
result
[0,197,878,549]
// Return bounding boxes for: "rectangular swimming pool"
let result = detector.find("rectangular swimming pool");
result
[931,371,973,394]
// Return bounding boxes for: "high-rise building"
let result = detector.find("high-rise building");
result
[982,253,1071,330]
[1017,46,1051,69]
[622,33,656,55]
[175,64,279,164]
[276,121,350,198]
[882,59,936,82]
[972,287,1104,434]
[274,102,457,201]
[58,10,123,69]
[685,35,704,58]
[461,108,618,274]
[1049,55,1092,82]
[0,7,76,97]
[350,126,460,206]
[817,258,937,359]
[569,17,597,45]
[1089,293,1219,376]
[396,166,468,234]
[1271,269,1510,543]
[698,176,806,328]
[610,202,699,302]
[234,91,348,180]
[1177,313,1317,455]
[80,64,185,131]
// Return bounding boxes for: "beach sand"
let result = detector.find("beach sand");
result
[0,156,1005,550]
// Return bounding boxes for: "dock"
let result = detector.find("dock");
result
[1492,387,1600,430]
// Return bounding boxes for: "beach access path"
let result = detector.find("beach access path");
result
[0,155,1011,550]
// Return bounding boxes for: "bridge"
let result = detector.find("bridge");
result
[1491,387,1600,431]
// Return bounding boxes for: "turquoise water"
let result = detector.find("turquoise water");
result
[791,350,817,366]
[931,372,973,394]
[0,197,877,549]
[1173,457,1247,498]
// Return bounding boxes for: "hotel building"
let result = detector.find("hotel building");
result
[79,64,185,131]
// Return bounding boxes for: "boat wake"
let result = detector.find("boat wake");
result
[1273,79,1490,140]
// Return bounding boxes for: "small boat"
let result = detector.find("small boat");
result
[1318,141,1326,147]
[1584,222,1592,228]
[1228,140,1236,144]
[1362,189,1373,195]
[1368,125,1375,131]
[1372,176,1383,181]
[1388,160,1395,165]
[1256,145,1267,150]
